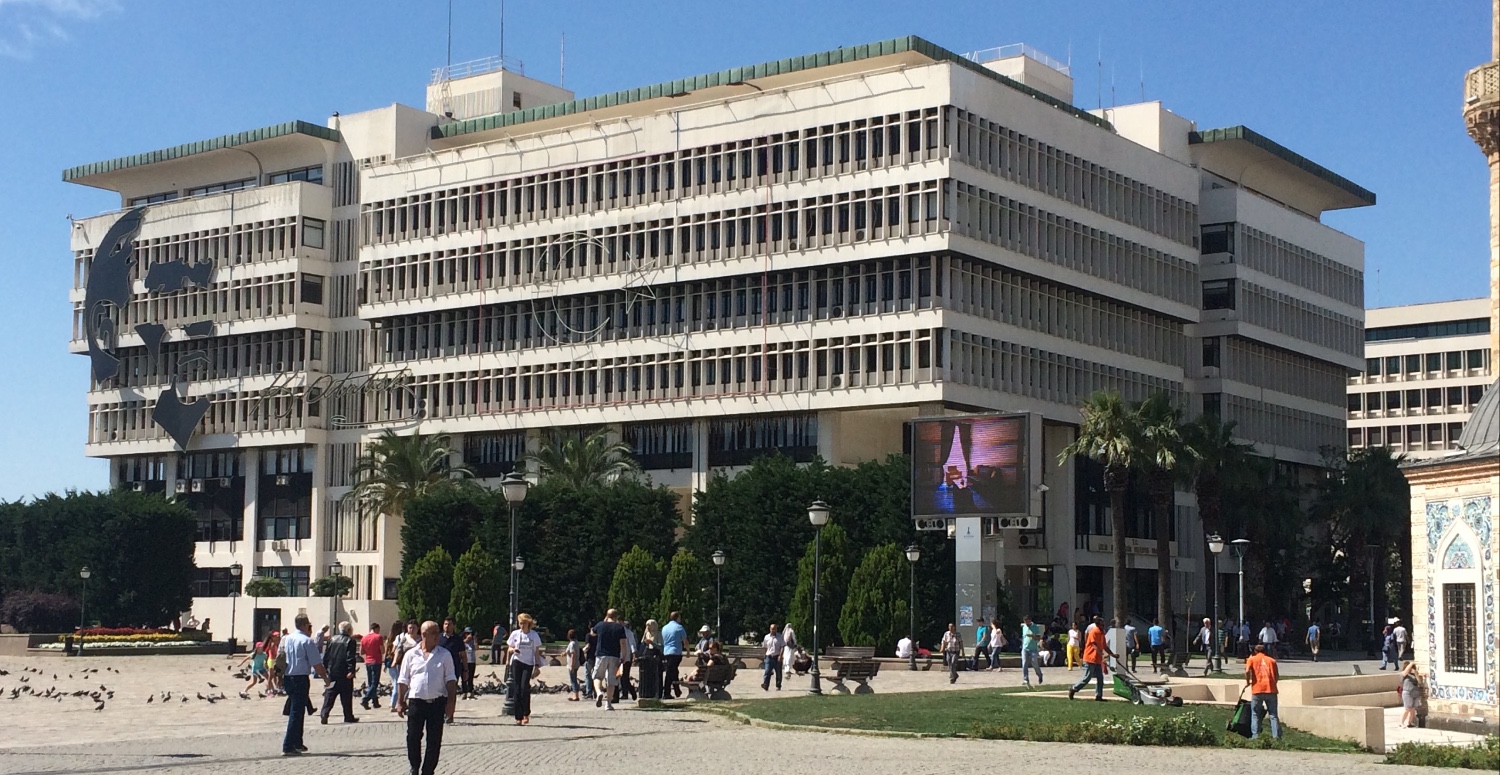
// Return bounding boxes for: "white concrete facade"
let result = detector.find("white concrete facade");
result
[63,38,1372,643]
[1349,299,1494,459]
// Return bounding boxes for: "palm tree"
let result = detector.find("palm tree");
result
[1311,446,1410,641]
[343,430,472,524]
[1060,391,1139,624]
[1181,414,1252,624]
[1135,392,1185,637]
[527,427,639,489]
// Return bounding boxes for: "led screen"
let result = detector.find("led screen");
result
[911,415,1028,517]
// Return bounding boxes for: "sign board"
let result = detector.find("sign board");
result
[959,605,974,627]
[910,413,1030,518]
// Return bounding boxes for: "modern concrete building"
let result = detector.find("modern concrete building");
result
[63,37,1373,644]
[1348,299,1494,459]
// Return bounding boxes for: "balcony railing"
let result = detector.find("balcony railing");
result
[1465,62,1499,106]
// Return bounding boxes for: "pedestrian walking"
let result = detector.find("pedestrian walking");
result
[661,612,687,699]
[781,622,799,671]
[360,623,384,710]
[592,609,628,710]
[239,640,269,694]
[265,630,283,696]
[1257,619,1279,658]
[389,621,418,714]
[505,613,544,725]
[1305,620,1322,662]
[1244,644,1281,740]
[396,621,458,775]
[490,621,504,667]
[583,622,598,700]
[1398,660,1423,728]
[1379,623,1396,669]
[987,619,1005,670]
[314,625,330,654]
[563,629,583,701]
[620,620,639,700]
[1068,616,1116,701]
[278,614,328,756]
[318,621,360,725]
[761,623,785,691]
[1147,619,1167,673]
[1067,621,1081,670]
[1123,619,1140,672]
[1391,618,1410,662]
[940,623,963,684]
[1019,615,1044,686]
[971,620,991,671]
[461,629,477,699]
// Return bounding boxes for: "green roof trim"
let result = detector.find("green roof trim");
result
[1189,126,1375,206]
[63,120,341,182]
[432,35,1111,140]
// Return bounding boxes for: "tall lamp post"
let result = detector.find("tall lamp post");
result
[1206,535,1224,673]
[229,562,243,648]
[807,500,830,695]
[513,556,526,614]
[501,472,530,630]
[330,560,343,625]
[711,550,725,638]
[1365,544,1379,654]
[904,544,921,671]
[78,566,91,653]
[1229,539,1250,658]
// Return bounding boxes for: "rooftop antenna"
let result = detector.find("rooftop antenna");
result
[1095,36,1102,110]
[1139,56,1145,102]
[500,0,506,67]
[441,0,454,117]
[561,32,565,87]
[1110,65,1116,108]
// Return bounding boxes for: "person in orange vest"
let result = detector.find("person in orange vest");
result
[1244,644,1281,739]
[1067,615,1117,701]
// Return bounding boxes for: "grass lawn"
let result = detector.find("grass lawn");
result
[714,688,1363,752]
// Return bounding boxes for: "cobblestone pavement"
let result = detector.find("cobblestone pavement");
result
[0,655,1449,774]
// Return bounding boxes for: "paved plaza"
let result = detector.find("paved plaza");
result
[0,654,1478,774]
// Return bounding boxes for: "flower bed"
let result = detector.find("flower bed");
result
[61,628,209,644]
[36,639,216,650]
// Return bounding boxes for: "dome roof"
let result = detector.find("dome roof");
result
[1456,378,1500,456]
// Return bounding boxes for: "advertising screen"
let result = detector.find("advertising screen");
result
[911,414,1028,517]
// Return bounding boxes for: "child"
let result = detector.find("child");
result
[239,641,269,694]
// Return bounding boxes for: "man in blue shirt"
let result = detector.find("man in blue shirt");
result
[1019,615,1044,687]
[279,613,329,756]
[660,611,687,699]
[1147,619,1167,673]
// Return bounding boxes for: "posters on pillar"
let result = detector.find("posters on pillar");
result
[910,414,1029,517]
[959,605,974,627]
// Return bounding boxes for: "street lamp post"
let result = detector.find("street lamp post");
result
[711,550,725,638]
[1365,544,1379,654]
[904,544,921,671]
[807,501,830,695]
[330,560,343,626]
[1229,539,1250,659]
[78,566,91,654]
[1206,535,1224,673]
[501,472,530,630]
[513,555,526,614]
[229,562,243,649]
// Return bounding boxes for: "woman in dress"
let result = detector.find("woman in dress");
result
[505,613,544,725]
[1398,660,1423,728]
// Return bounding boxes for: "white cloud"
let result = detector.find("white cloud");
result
[0,0,118,59]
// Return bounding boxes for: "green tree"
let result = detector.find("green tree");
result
[607,545,664,626]
[528,427,640,489]
[449,543,506,635]
[658,549,710,627]
[838,544,908,653]
[309,575,355,597]
[400,486,500,577]
[1181,413,1252,623]
[344,430,472,568]
[1310,446,1410,637]
[244,576,287,600]
[399,546,455,623]
[788,523,850,646]
[1135,392,1186,634]
[1059,391,1141,622]
[0,490,194,627]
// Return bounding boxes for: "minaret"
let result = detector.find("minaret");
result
[1464,0,1500,375]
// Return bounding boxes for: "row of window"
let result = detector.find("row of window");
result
[102,330,319,389]
[73,216,326,292]
[1349,422,1467,451]
[1360,350,1490,379]
[360,180,946,307]
[1238,280,1363,357]
[945,330,1181,408]
[1348,384,1490,413]
[1205,336,1348,407]
[131,164,324,208]
[75,271,324,348]
[1366,318,1491,343]
[1221,394,1344,456]
[89,388,310,444]
[363,109,946,245]
[1200,222,1362,307]
[950,181,1198,308]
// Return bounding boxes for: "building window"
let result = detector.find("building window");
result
[187,178,256,198]
[1348,427,1363,447]
[1368,427,1383,445]
[512,91,522,109]
[256,567,311,597]
[1365,358,1380,378]
[1427,353,1442,372]
[707,413,818,466]
[302,218,326,249]
[1200,223,1234,255]
[463,431,525,478]
[128,191,179,207]
[190,567,241,597]
[267,165,323,185]
[1466,349,1486,370]
[1202,280,1235,310]
[1442,583,1478,673]
[1405,354,1421,374]
[300,274,324,304]
[1347,393,1362,412]
[1366,317,1489,342]
[1202,392,1221,417]
[1202,337,1221,368]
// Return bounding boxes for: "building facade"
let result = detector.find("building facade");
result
[64,37,1371,643]
[1348,299,1494,459]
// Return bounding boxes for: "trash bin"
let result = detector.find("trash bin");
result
[226,637,238,656]
[636,653,662,701]
[64,635,75,657]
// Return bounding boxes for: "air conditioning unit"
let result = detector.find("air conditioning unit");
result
[130,481,145,492]
[270,540,288,552]
[275,474,290,487]
[1018,533,1038,548]
[996,516,1037,530]
[830,375,843,388]
[219,477,233,487]
[174,481,187,494]
[190,479,205,493]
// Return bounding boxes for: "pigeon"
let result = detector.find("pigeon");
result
[146,695,154,704]
[206,682,217,688]
[94,701,105,711]
[239,692,251,700]
[196,693,206,700]
[180,696,188,703]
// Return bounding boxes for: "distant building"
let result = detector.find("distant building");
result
[1348,299,1494,459]
[63,37,1372,643]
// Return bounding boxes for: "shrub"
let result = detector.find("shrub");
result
[309,575,355,597]
[838,543,907,652]
[0,591,80,633]
[657,549,709,627]
[449,542,506,634]
[400,547,455,623]
[971,712,1218,747]
[607,545,663,627]
[1386,737,1500,770]
[243,576,287,599]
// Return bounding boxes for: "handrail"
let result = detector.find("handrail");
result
[962,44,1069,75]
[430,54,526,84]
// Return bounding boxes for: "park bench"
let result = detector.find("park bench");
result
[827,658,881,694]
[823,646,877,660]
[681,663,737,700]
[723,645,763,670]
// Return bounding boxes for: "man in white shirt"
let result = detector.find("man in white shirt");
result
[896,636,914,660]
[761,623,785,691]
[1391,618,1410,661]
[940,623,963,684]
[396,620,458,775]
[1258,620,1279,658]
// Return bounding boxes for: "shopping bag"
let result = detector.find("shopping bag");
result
[1227,689,1253,738]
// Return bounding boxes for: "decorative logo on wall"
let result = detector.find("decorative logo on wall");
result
[84,207,216,449]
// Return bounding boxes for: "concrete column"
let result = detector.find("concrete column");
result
[954,516,992,646]
[237,448,260,647]
[816,410,842,466]
[689,419,711,493]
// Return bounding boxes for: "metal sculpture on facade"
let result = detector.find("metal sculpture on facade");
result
[83,207,146,383]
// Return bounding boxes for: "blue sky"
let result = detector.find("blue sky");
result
[0,0,1490,500]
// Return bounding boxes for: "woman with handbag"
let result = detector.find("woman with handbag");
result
[1398,661,1423,728]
